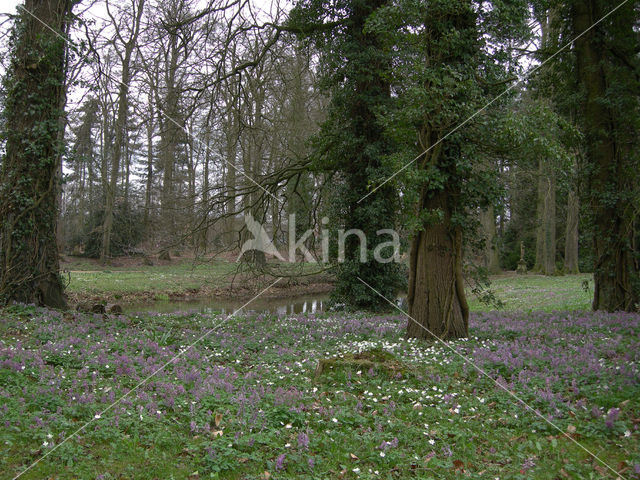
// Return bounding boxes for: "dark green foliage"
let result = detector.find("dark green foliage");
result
[290,0,405,310]
[74,203,145,259]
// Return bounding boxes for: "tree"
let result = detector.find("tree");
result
[0,0,75,307]
[564,156,580,274]
[101,0,145,263]
[571,0,640,311]
[367,0,529,339]
[289,0,405,310]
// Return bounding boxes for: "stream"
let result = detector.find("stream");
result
[123,293,331,315]
[123,292,408,315]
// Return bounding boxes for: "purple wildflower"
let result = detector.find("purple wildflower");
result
[298,432,310,450]
[605,408,620,429]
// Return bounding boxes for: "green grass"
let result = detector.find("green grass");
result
[64,258,238,299]
[65,255,594,314]
[0,306,637,479]
[468,273,593,312]
[64,257,329,303]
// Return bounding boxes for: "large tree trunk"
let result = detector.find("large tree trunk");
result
[572,1,639,311]
[408,190,469,340]
[0,0,73,308]
[160,31,180,237]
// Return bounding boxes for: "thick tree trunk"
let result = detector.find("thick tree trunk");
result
[572,1,639,311]
[0,0,72,308]
[564,188,580,274]
[407,190,469,340]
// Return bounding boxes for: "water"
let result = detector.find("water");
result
[123,293,331,316]
[123,292,408,316]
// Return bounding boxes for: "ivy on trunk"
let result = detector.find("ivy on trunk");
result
[0,0,74,308]
[571,0,640,312]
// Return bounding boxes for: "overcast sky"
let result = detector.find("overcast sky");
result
[0,0,280,17]
[0,0,20,16]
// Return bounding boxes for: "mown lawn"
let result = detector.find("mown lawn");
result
[1,299,638,479]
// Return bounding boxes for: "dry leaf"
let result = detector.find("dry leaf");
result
[262,472,271,480]
[594,465,608,476]
[350,453,359,460]
[214,413,223,427]
[211,430,223,437]
[567,425,577,434]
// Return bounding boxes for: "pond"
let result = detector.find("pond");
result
[123,293,331,315]
[123,292,408,315]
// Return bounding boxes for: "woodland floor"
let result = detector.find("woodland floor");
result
[1,274,638,479]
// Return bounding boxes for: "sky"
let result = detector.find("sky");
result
[0,0,20,16]
[0,0,280,17]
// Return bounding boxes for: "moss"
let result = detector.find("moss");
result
[314,348,410,380]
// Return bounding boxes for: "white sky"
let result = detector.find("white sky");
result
[0,0,20,16]
[0,0,280,17]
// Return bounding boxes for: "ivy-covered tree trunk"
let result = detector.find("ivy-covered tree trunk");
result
[0,0,72,308]
[407,189,469,339]
[572,0,640,311]
[406,0,481,340]
[290,0,404,310]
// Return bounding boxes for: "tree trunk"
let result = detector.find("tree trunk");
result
[0,0,73,308]
[100,0,145,263]
[572,0,639,311]
[564,188,580,274]
[160,32,180,236]
[144,101,154,232]
[407,190,469,340]
[534,159,556,275]
[200,131,210,251]
[480,206,501,274]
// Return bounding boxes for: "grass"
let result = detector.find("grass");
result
[64,254,594,314]
[63,257,329,303]
[0,300,638,479]
[2,269,636,479]
[63,257,238,300]
[467,273,594,312]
